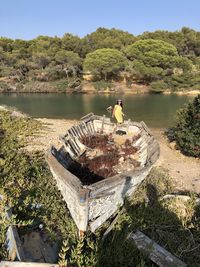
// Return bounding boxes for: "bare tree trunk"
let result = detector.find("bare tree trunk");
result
[63,68,69,79]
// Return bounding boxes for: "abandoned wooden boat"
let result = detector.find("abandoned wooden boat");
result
[46,113,160,233]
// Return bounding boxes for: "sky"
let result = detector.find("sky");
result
[0,0,199,40]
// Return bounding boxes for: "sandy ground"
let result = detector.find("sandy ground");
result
[27,118,200,194]
[152,129,200,194]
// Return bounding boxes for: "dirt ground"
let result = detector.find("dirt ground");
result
[27,118,200,194]
[152,128,200,194]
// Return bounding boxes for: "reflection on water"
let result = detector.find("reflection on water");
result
[0,93,194,128]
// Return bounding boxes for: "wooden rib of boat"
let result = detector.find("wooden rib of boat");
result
[46,113,160,233]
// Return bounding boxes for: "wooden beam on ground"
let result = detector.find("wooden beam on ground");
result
[128,231,187,267]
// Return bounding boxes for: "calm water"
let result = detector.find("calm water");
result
[0,93,194,128]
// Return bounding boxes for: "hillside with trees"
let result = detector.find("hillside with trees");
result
[0,27,200,93]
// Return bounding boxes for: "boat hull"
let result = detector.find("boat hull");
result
[46,113,160,232]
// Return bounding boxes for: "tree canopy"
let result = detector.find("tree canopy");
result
[83,48,127,80]
[124,39,192,82]
[0,27,200,92]
[80,27,137,56]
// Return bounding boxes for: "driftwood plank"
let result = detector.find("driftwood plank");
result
[128,231,187,267]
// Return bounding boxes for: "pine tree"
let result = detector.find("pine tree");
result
[172,95,200,157]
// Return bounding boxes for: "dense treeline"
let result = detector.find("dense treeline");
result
[0,27,200,92]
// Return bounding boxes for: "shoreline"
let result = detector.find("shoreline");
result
[0,89,199,96]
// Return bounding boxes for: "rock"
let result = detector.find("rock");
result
[168,141,178,150]
[11,110,27,118]
[130,154,138,160]
[119,157,124,163]
[0,105,8,111]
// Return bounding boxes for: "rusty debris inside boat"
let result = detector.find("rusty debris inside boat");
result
[68,133,141,185]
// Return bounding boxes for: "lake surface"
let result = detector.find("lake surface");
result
[0,93,194,128]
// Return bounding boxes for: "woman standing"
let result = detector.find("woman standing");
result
[112,99,124,123]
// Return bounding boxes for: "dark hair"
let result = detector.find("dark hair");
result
[116,99,123,108]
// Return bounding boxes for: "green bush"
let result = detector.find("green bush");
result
[164,73,200,91]
[52,79,69,91]
[92,80,112,90]
[0,81,10,92]
[168,95,200,157]
[150,80,168,93]
[43,66,66,81]
[0,66,14,77]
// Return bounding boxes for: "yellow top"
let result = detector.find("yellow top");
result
[113,104,123,123]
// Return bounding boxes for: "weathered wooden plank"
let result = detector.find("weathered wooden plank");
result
[140,121,152,135]
[46,150,90,231]
[73,125,82,139]
[80,122,89,136]
[87,121,94,135]
[102,207,126,240]
[147,141,160,162]
[76,124,85,137]
[139,152,148,166]
[61,139,76,158]
[68,130,83,156]
[148,149,160,165]
[46,149,82,191]
[89,121,96,134]
[70,126,78,138]
[88,165,149,192]
[0,262,59,267]
[85,121,93,135]
[100,115,105,133]
[93,120,102,131]
[81,112,94,122]
[139,136,153,151]
[73,138,86,156]
[76,123,85,137]
[6,225,25,261]
[78,188,90,231]
[90,203,121,232]
[68,128,76,138]
[4,207,25,262]
[88,174,127,194]
[133,136,144,147]
[89,166,151,197]
[128,231,187,267]
[68,138,80,156]
[89,181,122,198]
